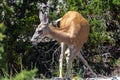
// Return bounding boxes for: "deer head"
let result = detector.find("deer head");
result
[31,11,50,45]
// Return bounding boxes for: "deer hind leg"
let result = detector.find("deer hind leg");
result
[59,42,67,78]
[78,52,97,77]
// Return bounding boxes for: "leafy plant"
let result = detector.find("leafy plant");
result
[0,23,7,77]
[1,68,37,80]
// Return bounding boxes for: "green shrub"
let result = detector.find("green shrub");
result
[1,69,37,80]
[0,23,7,77]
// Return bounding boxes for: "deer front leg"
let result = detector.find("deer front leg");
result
[59,42,67,78]
[65,46,77,78]
[78,52,97,77]
[65,48,71,78]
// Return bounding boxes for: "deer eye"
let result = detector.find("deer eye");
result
[38,30,43,34]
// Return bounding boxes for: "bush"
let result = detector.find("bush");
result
[1,69,37,80]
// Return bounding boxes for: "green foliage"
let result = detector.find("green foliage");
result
[0,23,7,77]
[1,69,37,80]
[0,23,6,41]
[114,58,120,66]
[3,1,14,14]
[13,69,37,80]
[112,0,120,5]
[89,18,115,47]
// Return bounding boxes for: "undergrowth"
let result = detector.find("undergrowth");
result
[0,69,37,80]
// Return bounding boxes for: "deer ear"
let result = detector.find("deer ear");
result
[39,11,48,24]
[43,13,49,24]
[39,11,44,21]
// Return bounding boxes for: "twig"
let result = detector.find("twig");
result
[51,46,61,66]
[44,42,59,53]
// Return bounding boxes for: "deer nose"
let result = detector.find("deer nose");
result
[31,37,37,45]
[31,37,35,42]
[31,36,39,41]
[31,40,38,46]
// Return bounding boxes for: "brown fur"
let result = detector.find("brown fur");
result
[49,11,90,47]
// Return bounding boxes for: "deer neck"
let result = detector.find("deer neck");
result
[48,25,71,44]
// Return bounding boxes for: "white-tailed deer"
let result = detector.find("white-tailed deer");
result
[31,11,96,78]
